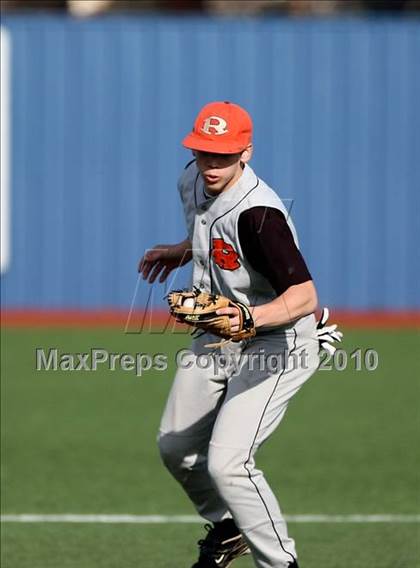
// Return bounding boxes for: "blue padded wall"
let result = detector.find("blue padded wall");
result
[1,16,419,309]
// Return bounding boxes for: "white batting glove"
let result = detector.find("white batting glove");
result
[316,307,343,355]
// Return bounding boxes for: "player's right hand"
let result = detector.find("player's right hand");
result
[138,241,192,284]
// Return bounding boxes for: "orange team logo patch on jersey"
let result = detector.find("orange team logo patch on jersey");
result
[212,238,240,271]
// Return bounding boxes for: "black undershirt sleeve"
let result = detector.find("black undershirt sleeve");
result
[238,206,312,296]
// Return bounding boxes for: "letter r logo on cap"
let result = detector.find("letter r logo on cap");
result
[201,116,228,136]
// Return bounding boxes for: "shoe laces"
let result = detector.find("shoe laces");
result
[197,524,237,558]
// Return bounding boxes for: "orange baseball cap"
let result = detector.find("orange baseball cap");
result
[182,101,253,154]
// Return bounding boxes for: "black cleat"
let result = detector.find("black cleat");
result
[191,520,250,567]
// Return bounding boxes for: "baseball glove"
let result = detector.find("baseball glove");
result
[167,287,256,347]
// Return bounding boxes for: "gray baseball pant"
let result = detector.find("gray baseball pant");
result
[158,317,320,568]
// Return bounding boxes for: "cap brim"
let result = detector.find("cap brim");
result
[182,133,246,155]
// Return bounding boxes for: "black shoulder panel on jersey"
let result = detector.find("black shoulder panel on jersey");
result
[184,158,196,170]
[238,206,312,296]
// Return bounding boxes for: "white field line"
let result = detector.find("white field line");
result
[1,514,419,524]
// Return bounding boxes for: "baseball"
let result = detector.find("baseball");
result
[183,298,195,308]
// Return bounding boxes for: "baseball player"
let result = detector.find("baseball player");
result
[139,101,325,568]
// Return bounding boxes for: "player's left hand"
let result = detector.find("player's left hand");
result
[167,289,256,347]
[216,306,241,333]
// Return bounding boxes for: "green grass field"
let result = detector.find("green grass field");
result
[1,327,419,568]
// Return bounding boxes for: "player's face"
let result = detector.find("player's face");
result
[194,147,252,195]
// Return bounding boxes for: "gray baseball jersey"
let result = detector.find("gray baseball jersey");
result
[178,160,316,335]
[179,161,299,301]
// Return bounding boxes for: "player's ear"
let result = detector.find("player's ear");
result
[240,144,253,164]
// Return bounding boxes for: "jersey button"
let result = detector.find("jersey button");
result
[201,219,207,225]
[199,260,205,266]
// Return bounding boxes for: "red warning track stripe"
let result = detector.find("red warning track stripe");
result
[1,309,168,328]
[1,309,420,329]
[332,310,420,329]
